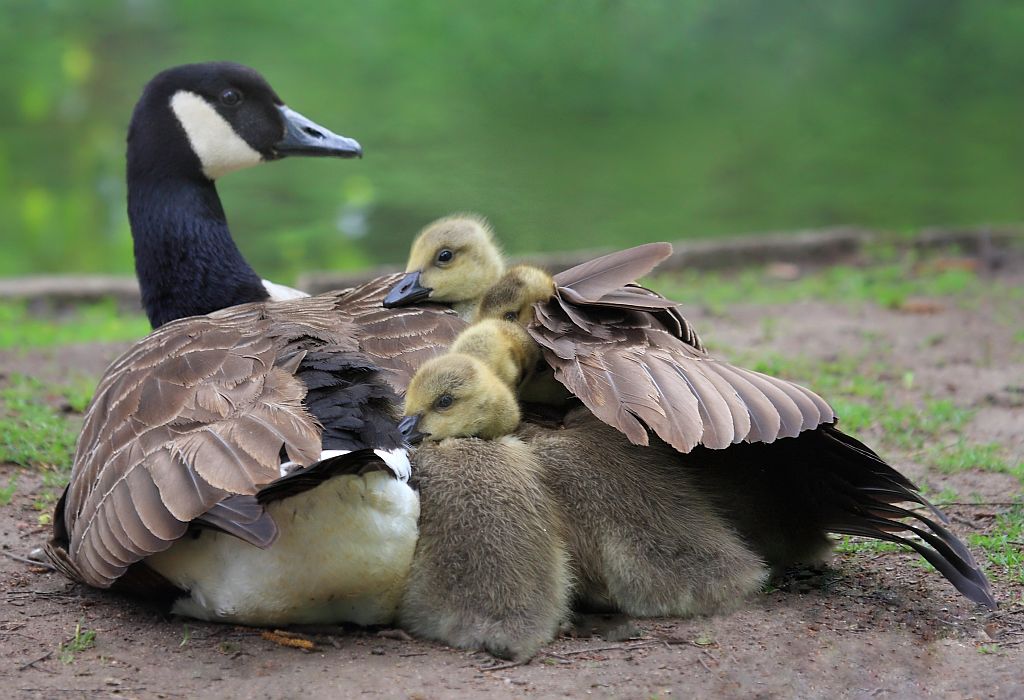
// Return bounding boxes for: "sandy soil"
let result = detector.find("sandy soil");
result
[1,264,1022,699]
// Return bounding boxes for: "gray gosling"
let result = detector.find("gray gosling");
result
[399,353,572,661]
[449,320,770,617]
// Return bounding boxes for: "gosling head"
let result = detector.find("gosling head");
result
[399,353,521,443]
[475,265,557,325]
[383,215,505,317]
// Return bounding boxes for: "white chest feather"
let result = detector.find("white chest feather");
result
[262,279,310,301]
[170,91,263,180]
[147,472,420,626]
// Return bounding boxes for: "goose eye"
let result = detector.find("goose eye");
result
[503,311,518,322]
[435,393,454,410]
[436,249,454,265]
[220,89,243,106]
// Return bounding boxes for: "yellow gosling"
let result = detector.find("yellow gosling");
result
[402,353,521,441]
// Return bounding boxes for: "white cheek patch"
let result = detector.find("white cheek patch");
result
[170,91,263,179]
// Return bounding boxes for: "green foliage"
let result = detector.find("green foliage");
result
[878,400,973,450]
[933,442,1015,476]
[0,300,149,349]
[649,254,987,312]
[834,536,904,556]
[970,508,1024,584]
[2,2,1024,279]
[0,374,80,470]
[59,621,97,664]
[0,473,17,506]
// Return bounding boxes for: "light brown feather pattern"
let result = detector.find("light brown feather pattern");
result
[534,248,835,452]
[50,275,464,588]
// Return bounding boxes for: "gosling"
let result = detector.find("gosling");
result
[398,353,572,661]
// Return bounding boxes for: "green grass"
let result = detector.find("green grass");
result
[970,507,1024,585]
[834,536,905,556]
[0,373,93,509]
[647,249,1005,314]
[0,474,17,506]
[934,442,1016,475]
[0,374,81,470]
[59,621,97,664]
[0,300,149,349]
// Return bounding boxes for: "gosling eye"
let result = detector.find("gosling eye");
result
[219,88,243,106]
[503,311,518,322]
[435,393,455,410]
[436,249,454,265]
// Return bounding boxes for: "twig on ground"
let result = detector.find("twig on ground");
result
[947,513,977,529]
[260,629,316,651]
[17,650,53,671]
[2,551,57,571]
[480,658,531,672]
[558,640,659,656]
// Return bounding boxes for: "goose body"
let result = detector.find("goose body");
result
[148,468,418,625]
[389,218,996,608]
[46,63,469,625]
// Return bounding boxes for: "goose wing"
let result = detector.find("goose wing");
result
[316,273,466,388]
[47,278,465,589]
[48,306,322,588]
[552,244,705,352]
[534,249,834,452]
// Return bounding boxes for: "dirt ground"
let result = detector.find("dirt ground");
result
[1,260,1022,699]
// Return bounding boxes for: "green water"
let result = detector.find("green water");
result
[2,0,1022,281]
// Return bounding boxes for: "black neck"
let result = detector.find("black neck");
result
[128,174,269,328]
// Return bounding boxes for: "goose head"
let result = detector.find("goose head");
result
[449,319,540,389]
[400,353,521,442]
[383,215,505,318]
[128,61,361,183]
[476,265,557,325]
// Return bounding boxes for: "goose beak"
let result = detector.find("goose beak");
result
[274,105,363,159]
[383,271,432,307]
[398,414,426,445]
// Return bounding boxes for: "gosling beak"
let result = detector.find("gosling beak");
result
[398,414,426,445]
[383,271,432,308]
[274,105,363,159]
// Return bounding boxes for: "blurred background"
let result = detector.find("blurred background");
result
[2,0,1022,282]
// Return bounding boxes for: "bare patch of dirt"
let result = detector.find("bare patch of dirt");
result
[1,269,1022,699]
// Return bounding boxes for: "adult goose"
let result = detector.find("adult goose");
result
[45,63,466,625]
[387,219,996,608]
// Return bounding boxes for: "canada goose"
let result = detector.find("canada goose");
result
[383,214,504,320]
[387,231,996,607]
[398,355,571,660]
[45,63,469,626]
[400,351,766,627]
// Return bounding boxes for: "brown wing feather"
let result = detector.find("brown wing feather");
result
[553,242,672,301]
[530,284,833,452]
[49,277,465,589]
